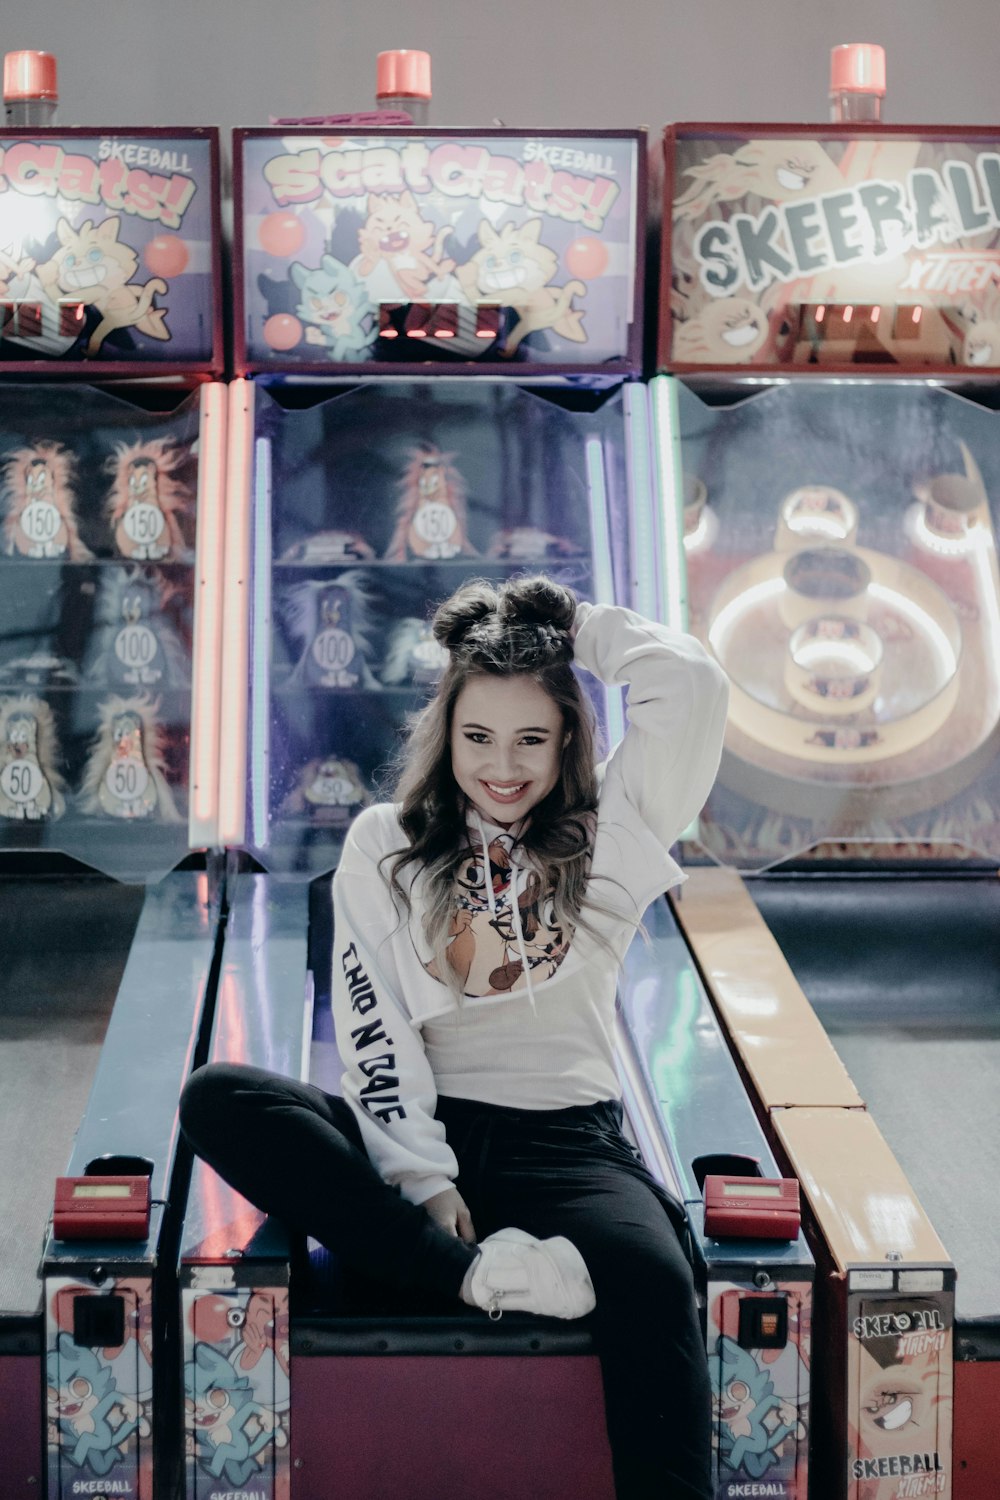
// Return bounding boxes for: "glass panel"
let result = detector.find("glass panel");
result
[246,381,633,877]
[668,377,1000,868]
[0,383,203,881]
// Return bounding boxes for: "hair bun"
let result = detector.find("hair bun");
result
[431,580,497,648]
[498,575,577,632]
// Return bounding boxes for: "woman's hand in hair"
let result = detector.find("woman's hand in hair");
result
[424,1185,477,1243]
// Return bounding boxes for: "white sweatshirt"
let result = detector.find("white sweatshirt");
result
[330,602,729,1206]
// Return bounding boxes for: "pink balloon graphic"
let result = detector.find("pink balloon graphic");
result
[187,1293,233,1342]
[258,211,306,257]
[565,236,609,280]
[263,313,303,351]
[143,234,189,278]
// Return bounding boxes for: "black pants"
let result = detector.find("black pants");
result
[179,1064,712,1500]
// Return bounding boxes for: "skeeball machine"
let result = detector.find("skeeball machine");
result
[173,125,813,1499]
[652,120,1000,1500]
[0,126,228,1498]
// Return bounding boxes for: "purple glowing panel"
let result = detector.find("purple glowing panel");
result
[291,1354,615,1499]
[0,129,222,376]
[235,128,643,380]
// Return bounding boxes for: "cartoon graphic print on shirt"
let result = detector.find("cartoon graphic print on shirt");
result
[427,834,571,996]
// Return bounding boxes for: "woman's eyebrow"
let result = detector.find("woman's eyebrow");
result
[459,722,553,733]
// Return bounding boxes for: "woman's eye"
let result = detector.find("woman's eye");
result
[520,735,544,746]
[465,732,489,744]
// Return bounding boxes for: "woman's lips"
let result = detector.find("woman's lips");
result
[481,780,528,804]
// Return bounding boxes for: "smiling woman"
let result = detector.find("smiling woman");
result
[180,571,729,1500]
[450,674,565,821]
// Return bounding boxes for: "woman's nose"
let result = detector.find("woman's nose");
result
[491,744,519,778]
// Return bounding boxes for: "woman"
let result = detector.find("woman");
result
[180,574,729,1499]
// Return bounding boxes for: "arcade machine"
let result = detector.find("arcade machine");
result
[175,124,812,1499]
[653,110,1000,1498]
[0,119,228,1497]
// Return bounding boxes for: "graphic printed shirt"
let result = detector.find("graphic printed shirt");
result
[331,602,730,1206]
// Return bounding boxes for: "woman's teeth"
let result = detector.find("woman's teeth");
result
[484,781,526,798]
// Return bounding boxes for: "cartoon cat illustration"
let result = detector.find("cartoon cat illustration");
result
[290,255,375,361]
[184,1341,274,1488]
[47,1334,140,1477]
[715,1335,802,1480]
[457,219,587,355]
[352,191,455,302]
[35,217,170,356]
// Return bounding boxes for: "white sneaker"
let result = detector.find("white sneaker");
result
[461,1227,596,1321]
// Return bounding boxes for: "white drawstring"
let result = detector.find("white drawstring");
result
[471,808,499,918]
[470,808,538,1014]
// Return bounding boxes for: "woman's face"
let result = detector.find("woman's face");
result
[450,674,565,825]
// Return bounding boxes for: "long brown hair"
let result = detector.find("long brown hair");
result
[384,575,606,989]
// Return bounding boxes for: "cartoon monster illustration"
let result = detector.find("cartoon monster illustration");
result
[47,1333,141,1477]
[35,216,170,356]
[105,438,193,562]
[87,567,189,689]
[485,527,584,562]
[185,1341,275,1488]
[0,695,66,820]
[352,191,455,302]
[290,255,375,361]
[79,695,181,821]
[457,218,587,356]
[673,298,769,363]
[1,441,92,560]
[383,445,478,562]
[282,755,370,824]
[282,572,381,689]
[381,617,450,687]
[715,1335,802,1480]
[674,140,845,220]
[860,1364,928,1444]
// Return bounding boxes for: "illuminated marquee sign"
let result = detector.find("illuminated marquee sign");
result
[237,128,642,377]
[664,126,1000,372]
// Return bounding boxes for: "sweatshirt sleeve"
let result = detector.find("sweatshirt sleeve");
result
[331,813,458,1207]
[572,600,730,851]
